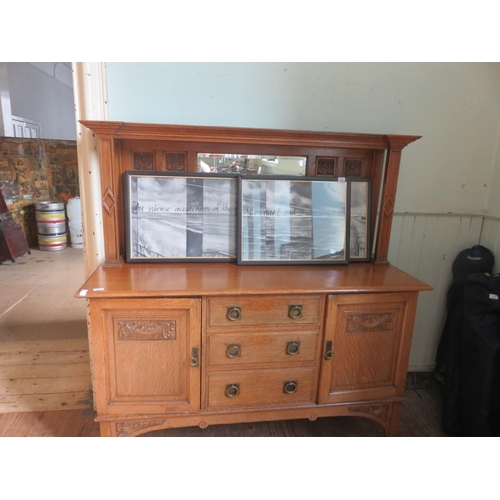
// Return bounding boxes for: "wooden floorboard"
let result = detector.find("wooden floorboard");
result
[0,380,448,437]
[0,249,92,413]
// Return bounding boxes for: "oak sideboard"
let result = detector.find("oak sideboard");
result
[77,121,430,436]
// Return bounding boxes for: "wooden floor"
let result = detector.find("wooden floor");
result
[0,373,447,437]
[0,248,92,413]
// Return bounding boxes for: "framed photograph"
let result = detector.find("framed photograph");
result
[124,171,238,262]
[238,175,349,265]
[349,178,371,262]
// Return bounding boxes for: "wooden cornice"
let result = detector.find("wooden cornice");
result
[80,120,420,150]
[385,134,422,150]
[79,120,125,139]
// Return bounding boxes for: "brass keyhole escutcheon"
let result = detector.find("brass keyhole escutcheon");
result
[226,384,240,398]
[288,304,303,319]
[227,306,242,321]
[286,341,301,355]
[324,341,333,360]
[190,347,199,367]
[226,344,241,358]
[283,381,298,394]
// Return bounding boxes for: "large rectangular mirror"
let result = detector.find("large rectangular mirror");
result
[198,153,307,176]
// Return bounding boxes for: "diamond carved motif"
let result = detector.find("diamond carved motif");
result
[383,196,395,217]
[102,188,115,215]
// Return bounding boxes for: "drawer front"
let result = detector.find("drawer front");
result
[205,367,317,410]
[205,295,322,332]
[206,331,319,367]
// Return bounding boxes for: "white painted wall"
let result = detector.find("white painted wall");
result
[106,62,500,214]
[5,62,76,140]
[102,62,500,371]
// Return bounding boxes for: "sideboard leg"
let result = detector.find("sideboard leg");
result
[99,421,114,437]
[386,402,402,436]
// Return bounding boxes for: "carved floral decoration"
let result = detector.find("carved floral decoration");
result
[133,152,154,170]
[346,312,395,333]
[116,320,177,340]
[115,420,165,437]
[348,405,389,421]
[165,153,185,171]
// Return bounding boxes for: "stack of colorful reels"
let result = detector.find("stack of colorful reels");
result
[35,201,67,251]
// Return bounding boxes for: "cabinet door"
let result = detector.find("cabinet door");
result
[90,298,201,415]
[318,292,418,404]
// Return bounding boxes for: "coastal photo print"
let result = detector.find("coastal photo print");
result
[238,175,348,265]
[124,171,238,262]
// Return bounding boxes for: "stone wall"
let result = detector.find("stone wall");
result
[0,138,79,247]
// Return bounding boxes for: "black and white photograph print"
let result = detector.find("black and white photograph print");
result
[125,172,238,262]
[349,179,371,261]
[238,176,348,265]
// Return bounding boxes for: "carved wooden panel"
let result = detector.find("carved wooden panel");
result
[165,153,186,171]
[133,152,154,170]
[115,419,165,437]
[316,157,337,176]
[348,404,389,422]
[346,313,395,333]
[116,320,176,340]
[344,159,363,177]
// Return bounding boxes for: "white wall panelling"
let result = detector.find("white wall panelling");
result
[389,213,484,371]
[479,217,500,275]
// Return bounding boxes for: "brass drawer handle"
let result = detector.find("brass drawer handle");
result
[288,304,303,319]
[227,306,242,321]
[286,341,301,355]
[226,384,240,398]
[226,344,241,358]
[283,380,298,394]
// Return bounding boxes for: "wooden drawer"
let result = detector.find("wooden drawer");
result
[204,367,317,410]
[205,295,323,332]
[206,331,319,367]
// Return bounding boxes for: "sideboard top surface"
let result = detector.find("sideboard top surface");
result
[76,262,431,299]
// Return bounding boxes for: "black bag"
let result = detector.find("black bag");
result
[435,245,495,373]
[456,273,500,436]
[436,245,500,436]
